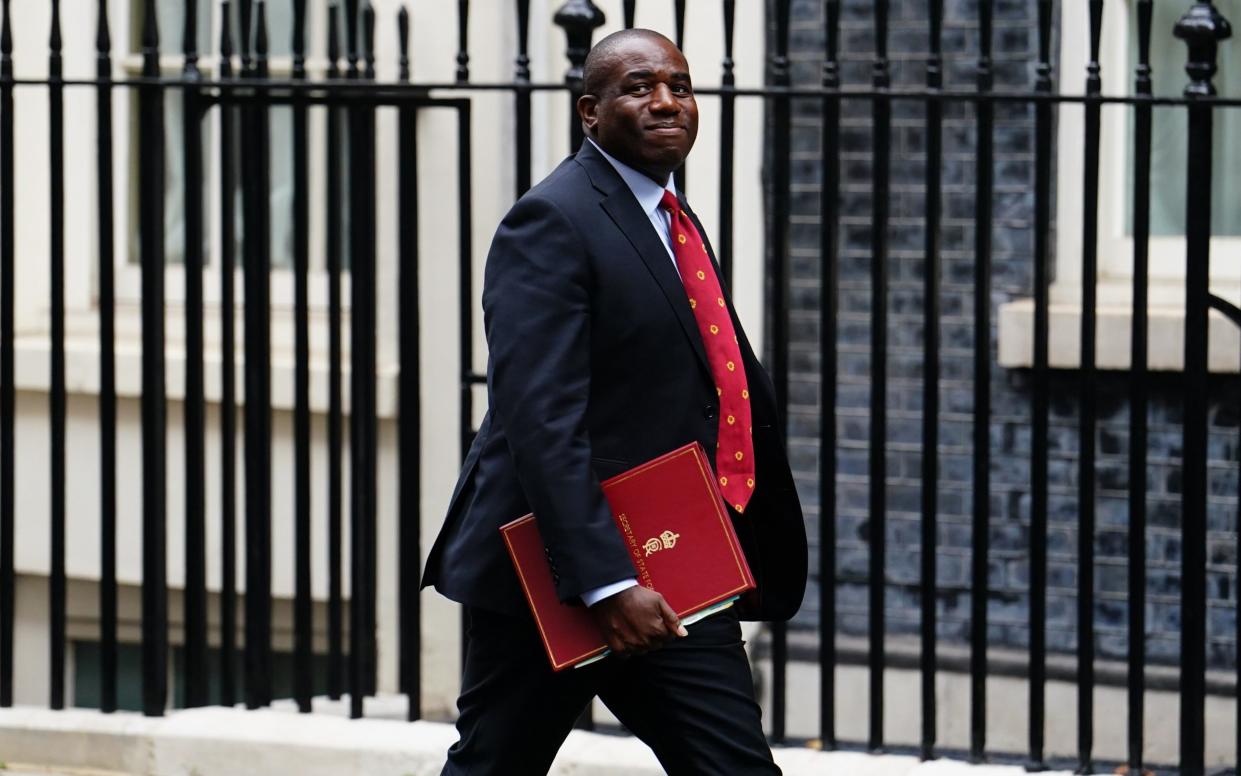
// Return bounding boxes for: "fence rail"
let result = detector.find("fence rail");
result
[0,1,1237,775]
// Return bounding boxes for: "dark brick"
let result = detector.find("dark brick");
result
[776,1,1237,672]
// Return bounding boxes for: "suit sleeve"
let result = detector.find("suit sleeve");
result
[482,195,637,602]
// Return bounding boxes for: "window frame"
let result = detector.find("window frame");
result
[112,0,347,315]
[1052,0,1241,308]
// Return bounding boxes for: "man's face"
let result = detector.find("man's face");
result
[579,36,699,184]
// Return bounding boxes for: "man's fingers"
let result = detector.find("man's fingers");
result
[658,597,688,637]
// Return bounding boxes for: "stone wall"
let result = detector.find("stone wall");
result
[775,0,1238,670]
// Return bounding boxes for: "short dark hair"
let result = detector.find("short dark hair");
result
[582,28,676,96]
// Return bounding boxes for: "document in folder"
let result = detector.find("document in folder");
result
[500,442,756,671]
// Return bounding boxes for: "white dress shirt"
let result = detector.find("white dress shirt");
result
[579,139,682,607]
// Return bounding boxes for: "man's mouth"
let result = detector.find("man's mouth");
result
[646,124,685,135]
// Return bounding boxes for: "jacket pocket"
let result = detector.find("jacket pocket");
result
[591,456,631,479]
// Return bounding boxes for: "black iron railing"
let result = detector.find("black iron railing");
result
[0,1,1236,775]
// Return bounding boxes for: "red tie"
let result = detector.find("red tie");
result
[660,190,755,513]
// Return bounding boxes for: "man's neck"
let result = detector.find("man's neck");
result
[587,137,672,187]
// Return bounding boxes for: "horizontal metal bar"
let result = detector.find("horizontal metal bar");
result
[11,75,1241,107]
[1207,293,1241,329]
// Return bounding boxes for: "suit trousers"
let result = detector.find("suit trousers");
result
[441,605,781,776]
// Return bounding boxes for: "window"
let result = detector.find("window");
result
[73,640,339,710]
[118,0,319,306]
[1124,0,1241,239]
[1056,0,1241,299]
[998,0,1241,371]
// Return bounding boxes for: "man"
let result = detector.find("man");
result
[423,28,807,775]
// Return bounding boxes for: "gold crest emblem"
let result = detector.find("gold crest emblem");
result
[642,530,682,557]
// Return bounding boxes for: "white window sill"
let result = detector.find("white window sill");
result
[13,306,402,419]
[998,289,1241,373]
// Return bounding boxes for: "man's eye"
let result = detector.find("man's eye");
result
[630,83,651,94]
[673,85,691,95]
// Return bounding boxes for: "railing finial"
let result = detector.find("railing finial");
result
[1175,1,1233,97]
[345,0,359,72]
[674,0,686,50]
[183,0,198,71]
[363,2,375,80]
[398,5,410,82]
[239,0,252,65]
[456,0,470,82]
[141,0,159,75]
[553,0,605,89]
[327,2,340,72]
[292,0,307,75]
[771,0,790,85]
[96,0,111,56]
[1,0,10,60]
[515,0,531,82]
[220,0,234,72]
[255,0,268,69]
[50,0,62,61]
[1035,0,1052,90]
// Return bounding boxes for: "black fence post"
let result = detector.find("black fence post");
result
[769,0,792,747]
[292,0,313,716]
[218,0,239,712]
[138,0,168,719]
[1175,7,1231,775]
[969,0,993,762]
[362,0,380,704]
[242,0,274,711]
[818,0,841,752]
[0,0,12,714]
[95,0,118,716]
[515,0,532,198]
[717,0,737,287]
[397,4,423,722]
[1027,0,1054,768]
[47,0,66,713]
[181,0,209,712]
[554,0,604,152]
[1077,2,1105,769]
[866,0,890,753]
[325,0,346,704]
[1127,1,1154,772]
[920,0,943,761]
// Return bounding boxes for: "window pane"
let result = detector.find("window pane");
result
[269,107,294,268]
[72,640,146,712]
[130,0,211,57]
[1126,0,1241,236]
[229,0,294,58]
[127,92,211,266]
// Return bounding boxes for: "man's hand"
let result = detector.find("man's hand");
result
[588,585,688,657]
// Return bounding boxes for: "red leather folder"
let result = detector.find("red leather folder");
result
[500,442,756,671]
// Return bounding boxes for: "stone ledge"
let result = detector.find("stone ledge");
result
[0,703,1081,776]
[997,297,1241,373]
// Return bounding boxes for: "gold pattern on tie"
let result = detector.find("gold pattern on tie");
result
[660,190,755,513]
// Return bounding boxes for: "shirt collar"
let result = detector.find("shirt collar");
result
[587,138,678,218]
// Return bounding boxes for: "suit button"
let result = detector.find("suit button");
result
[704,405,718,420]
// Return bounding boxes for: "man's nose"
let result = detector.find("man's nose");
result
[649,83,680,113]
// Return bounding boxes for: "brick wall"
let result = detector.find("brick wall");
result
[775,0,1238,670]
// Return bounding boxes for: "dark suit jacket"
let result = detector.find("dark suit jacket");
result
[422,140,807,622]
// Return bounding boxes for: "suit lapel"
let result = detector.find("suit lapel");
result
[576,144,712,378]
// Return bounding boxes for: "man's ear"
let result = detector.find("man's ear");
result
[577,94,599,136]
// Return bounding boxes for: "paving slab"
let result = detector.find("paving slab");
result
[0,704,1089,776]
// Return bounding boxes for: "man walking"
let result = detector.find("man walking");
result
[423,28,807,775]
